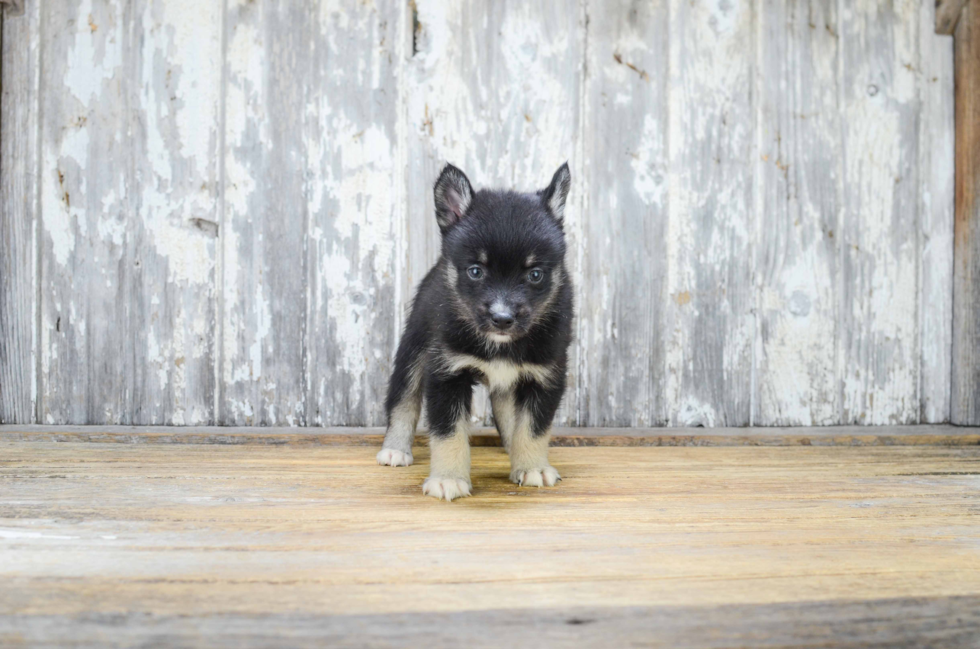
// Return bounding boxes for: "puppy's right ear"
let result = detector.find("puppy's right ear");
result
[433,163,473,234]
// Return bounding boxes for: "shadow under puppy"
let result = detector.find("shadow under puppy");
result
[377,163,574,501]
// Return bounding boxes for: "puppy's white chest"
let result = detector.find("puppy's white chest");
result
[445,354,553,391]
[479,360,522,391]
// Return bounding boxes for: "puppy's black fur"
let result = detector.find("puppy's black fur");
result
[377,163,574,500]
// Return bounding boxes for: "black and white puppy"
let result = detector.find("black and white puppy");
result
[377,163,574,501]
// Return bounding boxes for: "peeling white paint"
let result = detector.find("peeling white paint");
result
[841,38,920,424]
[20,0,953,428]
[631,114,666,208]
[917,0,955,423]
[666,0,755,425]
[62,0,117,104]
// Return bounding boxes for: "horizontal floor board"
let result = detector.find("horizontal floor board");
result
[2,596,979,649]
[1,442,979,647]
[1,424,979,447]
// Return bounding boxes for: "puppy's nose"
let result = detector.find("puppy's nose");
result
[490,308,515,329]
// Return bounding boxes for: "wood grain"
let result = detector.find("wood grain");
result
[666,0,754,426]
[220,1,402,427]
[37,0,221,425]
[838,0,921,425]
[3,597,977,648]
[577,0,668,426]
[221,0,311,425]
[304,0,403,427]
[919,0,956,423]
[0,0,960,428]
[37,0,130,424]
[1,441,979,646]
[0,2,40,423]
[4,424,979,447]
[755,0,841,426]
[952,2,980,425]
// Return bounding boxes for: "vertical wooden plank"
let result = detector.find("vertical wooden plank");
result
[666,0,755,426]
[567,0,589,428]
[0,3,40,423]
[838,0,921,425]
[404,1,583,425]
[39,0,131,423]
[755,0,841,426]
[221,0,311,425]
[578,0,668,426]
[919,0,954,423]
[38,0,222,424]
[304,1,404,426]
[134,0,222,425]
[952,2,980,425]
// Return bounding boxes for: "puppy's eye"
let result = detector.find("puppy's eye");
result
[527,269,544,284]
[467,266,484,280]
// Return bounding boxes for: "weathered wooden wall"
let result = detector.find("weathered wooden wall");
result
[0,0,957,427]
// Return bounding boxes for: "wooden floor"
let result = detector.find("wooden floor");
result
[1,429,980,647]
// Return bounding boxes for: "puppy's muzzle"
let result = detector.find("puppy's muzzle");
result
[489,306,515,330]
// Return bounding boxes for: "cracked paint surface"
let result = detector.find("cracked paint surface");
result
[5,0,955,428]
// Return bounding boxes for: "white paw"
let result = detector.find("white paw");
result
[511,466,561,487]
[377,448,413,467]
[422,476,472,502]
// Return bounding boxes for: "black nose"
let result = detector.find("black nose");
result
[490,310,515,329]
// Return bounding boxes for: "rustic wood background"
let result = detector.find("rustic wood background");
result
[0,0,958,427]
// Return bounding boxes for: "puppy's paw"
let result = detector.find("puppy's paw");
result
[511,466,561,487]
[422,476,472,502]
[377,448,413,467]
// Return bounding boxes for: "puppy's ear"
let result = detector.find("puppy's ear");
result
[540,162,571,222]
[433,163,474,234]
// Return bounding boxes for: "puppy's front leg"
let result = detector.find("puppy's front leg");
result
[422,370,475,501]
[508,381,562,488]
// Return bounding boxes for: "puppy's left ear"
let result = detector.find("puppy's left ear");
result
[540,162,571,222]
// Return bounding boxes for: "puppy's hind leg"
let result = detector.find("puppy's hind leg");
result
[377,328,426,467]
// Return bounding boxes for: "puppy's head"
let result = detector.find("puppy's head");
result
[434,163,570,344]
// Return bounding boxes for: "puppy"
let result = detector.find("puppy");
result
[376,163,574,501]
